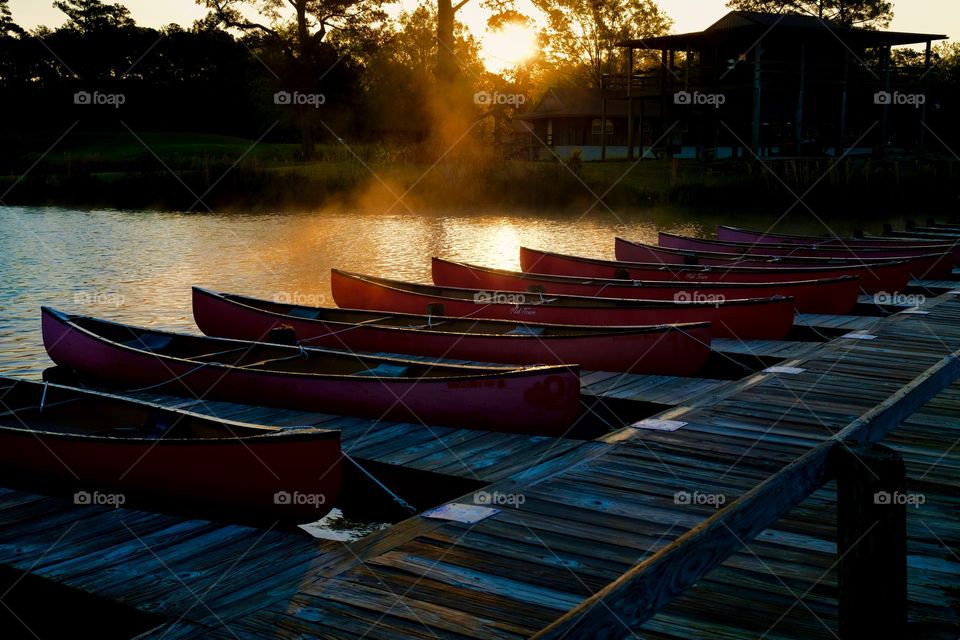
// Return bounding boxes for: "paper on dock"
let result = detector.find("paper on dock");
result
[629,419,687,431]
[422,503,499,524]
[763,366,806,374]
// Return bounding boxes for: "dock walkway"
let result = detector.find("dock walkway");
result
[1,295,959,638]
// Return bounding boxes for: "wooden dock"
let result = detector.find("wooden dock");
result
[2,293,960,638]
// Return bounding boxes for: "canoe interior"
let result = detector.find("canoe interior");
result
[0,379,282,440]
[212,290,700,337]
[62,312,526,378]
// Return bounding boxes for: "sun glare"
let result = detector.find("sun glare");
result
[481,23,538,73]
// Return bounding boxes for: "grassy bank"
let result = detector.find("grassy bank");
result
[2,133,958,212]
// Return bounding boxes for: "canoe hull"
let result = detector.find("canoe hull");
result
[0,424,342,520]
[656,233,954,279]
[431,257,859,315]
[612,240,917,293]
[193,288,712,376]
[521,247,909,295]
[330,270,796,340]
[0,379,342,521]
[41,310,581,435]
[718,225,955,248]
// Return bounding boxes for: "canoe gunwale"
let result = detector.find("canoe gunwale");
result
[194,287,713,338]
[331,270,796,309]
[42,307,579,383]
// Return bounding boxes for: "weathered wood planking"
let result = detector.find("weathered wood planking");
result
[2,297,960,639]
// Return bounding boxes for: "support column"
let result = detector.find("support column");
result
[796,44,806,156]
[920,40,932,154]
[880,46,892,157]
[626,48,634,161]
[600,75,607,162]
[839,50,850,157]
[752,43,763,156]
[834,443,908,640]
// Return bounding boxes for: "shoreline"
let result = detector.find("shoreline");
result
[3,157,958,213]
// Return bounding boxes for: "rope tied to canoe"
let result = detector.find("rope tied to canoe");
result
[341,450,417,514]
[673,326,754,374]
[795,309,836,342]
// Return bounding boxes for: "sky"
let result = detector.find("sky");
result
[7,0,957,46]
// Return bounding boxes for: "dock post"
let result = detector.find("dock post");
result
[834,443,907,639]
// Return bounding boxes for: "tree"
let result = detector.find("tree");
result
[333,5,487,144]
[532,0,671,88]
[0,0,23,36]
[52,0,136,32]
[198,0,391,158]
[725,0,893,29]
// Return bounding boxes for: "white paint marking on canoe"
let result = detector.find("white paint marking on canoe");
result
[763,366,806,375]
[841,333,878,340]
[422,503,499,524]
[630,419,687,432]
[900,309,931,315]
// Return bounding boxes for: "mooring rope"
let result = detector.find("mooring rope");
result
[341,450,417,514]
[674,326,754,374]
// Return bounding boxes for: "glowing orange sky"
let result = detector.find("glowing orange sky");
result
[7,0,954,47]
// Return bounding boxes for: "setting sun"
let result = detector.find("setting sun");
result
[480,22,539,73]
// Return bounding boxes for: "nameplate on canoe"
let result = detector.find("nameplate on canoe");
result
[841,333,877,340]
[763,366,806,375]
[422,503,499,524]
[629,419,687,432]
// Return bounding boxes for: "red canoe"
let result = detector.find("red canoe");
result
[613,239,924,290]
[330,269,795,340]
[717,225,957,247]
[654,232,955,279]
[520,246,909,295]
[431,257,860,315]
[193,287,712,376]
[0,376,342,521]
[41,307,581,435]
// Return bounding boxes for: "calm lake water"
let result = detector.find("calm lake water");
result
[0,205,913,378]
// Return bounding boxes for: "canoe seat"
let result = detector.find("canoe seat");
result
[507,326,544,336]
[355,363,410,377]
[124,333,173,353]
[288,307,321,320]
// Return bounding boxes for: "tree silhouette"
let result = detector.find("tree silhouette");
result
[197,0,390,158]
[725,0,893,29]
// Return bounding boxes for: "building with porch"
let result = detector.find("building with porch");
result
[519,11,947,162]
